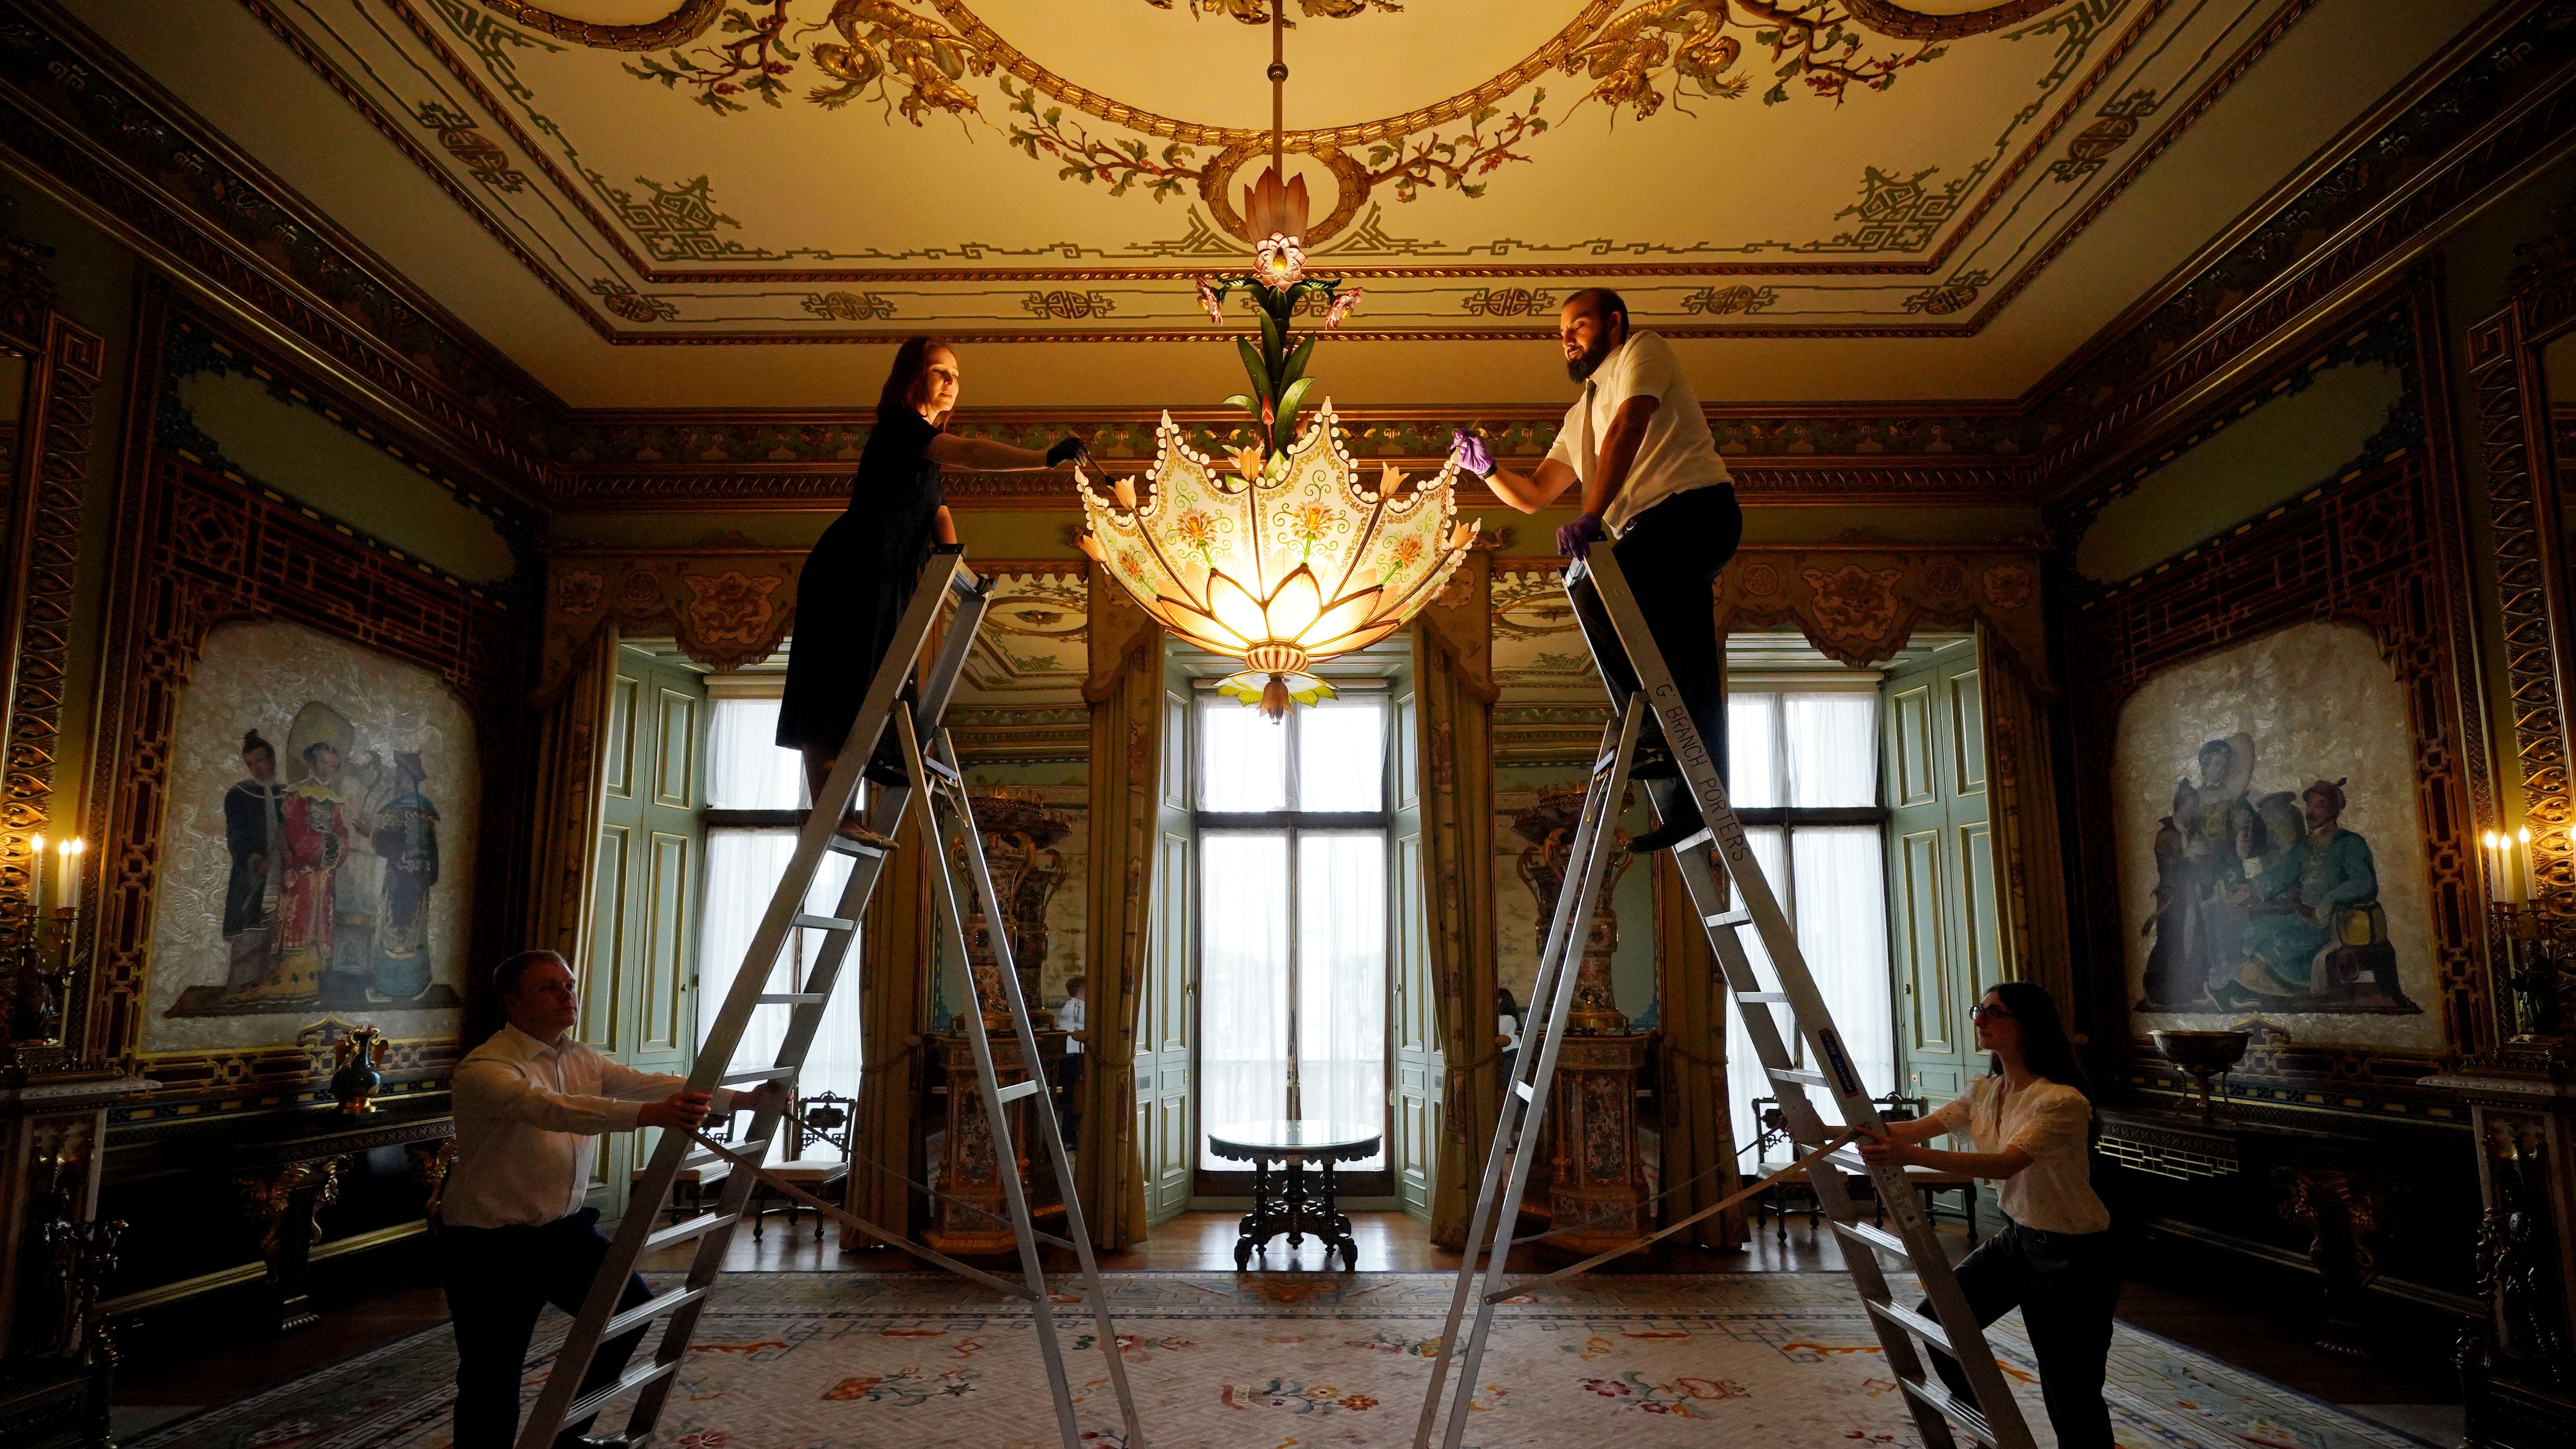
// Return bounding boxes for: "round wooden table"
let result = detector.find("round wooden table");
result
[1206,1119,1381,1270]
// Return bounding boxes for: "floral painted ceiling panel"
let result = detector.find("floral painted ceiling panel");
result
[166,0,2361,342]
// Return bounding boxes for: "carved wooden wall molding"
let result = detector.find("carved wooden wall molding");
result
[537,547,802,706]
[0,219,103,1078]
[2064,443,2494,1073]
[77,293,520,1089]
[1717,544,2051,692]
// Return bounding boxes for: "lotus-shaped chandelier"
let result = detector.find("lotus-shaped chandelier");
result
[1079,399,1476,717]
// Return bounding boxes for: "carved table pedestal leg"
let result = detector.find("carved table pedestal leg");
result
[2278,1167,2389,1360]
[234,1159,344,1334]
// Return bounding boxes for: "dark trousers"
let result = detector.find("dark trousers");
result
[439,1208,651,1449]
[1573,485,1742,756]
[1919,1220,2120,1449]
[1056,1051,1086,1145]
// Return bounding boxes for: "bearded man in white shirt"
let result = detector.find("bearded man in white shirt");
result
[1452,287,1742,851]
[438,950,784,1448]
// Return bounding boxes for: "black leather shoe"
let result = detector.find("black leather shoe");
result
[1627,748,1680,780]
[1625,801,1706,853]
[862,755,911,790]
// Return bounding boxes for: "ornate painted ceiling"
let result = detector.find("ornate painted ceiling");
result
[59,0,2497,406]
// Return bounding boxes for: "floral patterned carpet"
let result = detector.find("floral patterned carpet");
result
[127,1271,2438,1449]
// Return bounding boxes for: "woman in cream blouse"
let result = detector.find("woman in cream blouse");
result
[1860,980,2117,1449]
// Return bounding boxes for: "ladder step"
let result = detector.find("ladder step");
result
[1671,828,1714,853]
[601,1285,711,1341]
[924,754,963,784]
[826,833,887,858]
[790,912,856,933]
[562,1359,679,1426]
[1826,1147,1870,1172]
[1737,991,1788,1004]
[643,1211,736,1252]
[1866,1297,1955,1354]
[1769,1067,1832,1090]
[720,1066,798,1084]
[1592,749,1621,777]
[1702,909,1751,930]
[756,993,828,1005]
[1513,1079,1535,1101]
[995,1080,1041,1103]
[1831,1220,1911,1261]
[679,1137,769,1170]
[1901,1378,2000,1447]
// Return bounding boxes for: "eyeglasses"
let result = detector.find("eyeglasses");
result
[1970,1003,2016,1022]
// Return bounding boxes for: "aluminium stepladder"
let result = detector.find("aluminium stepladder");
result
[1411,542,2037,1449]
[515,545,1147,1449]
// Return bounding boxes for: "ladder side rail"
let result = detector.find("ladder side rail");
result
[1434,706,1646,1449]
[1572,549,1892,1138]
[934,724,1148,1446]
[900,711,1089,1449]
[631,587,1011,1442]
[512,552,974,1449]
[1618,571,2025,1449]
[1411,711,1636,1449]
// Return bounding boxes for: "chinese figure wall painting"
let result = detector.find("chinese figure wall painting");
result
[2115,619,2438,1050]
[142,618,479,1051]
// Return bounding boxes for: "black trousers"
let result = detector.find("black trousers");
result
[439,1209,651,1449]
[1056,1051,1086,1145]
[1919,1219,2120,1449]
[1571,484,1742,756]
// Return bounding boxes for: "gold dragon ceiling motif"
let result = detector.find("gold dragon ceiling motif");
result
[138,0,2411,344]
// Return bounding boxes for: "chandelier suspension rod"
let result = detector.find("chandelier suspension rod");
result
[1269,2,1287,180]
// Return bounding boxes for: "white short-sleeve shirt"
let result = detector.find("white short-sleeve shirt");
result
[1057,993,1085,1054]
[1543,330,1732,534]
[1929,1074,2110,1235]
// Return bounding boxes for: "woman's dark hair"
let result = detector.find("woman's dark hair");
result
[877,336,955,422]
[1496,986,1520,1021]
[1985,980,2091,1098]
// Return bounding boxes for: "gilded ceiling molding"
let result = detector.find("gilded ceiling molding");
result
[0,0,559,503]
[1840,0,2074,40]
[470,0,723,50]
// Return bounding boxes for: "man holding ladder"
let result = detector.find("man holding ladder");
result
[1453,286,1741,851]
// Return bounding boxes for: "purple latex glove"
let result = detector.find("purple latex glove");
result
[1557,510,1605,557]
[1449,428,1495,479]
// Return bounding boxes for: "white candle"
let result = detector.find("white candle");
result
[26,832,41,912]
[2518,826,2535,905]
[57,837,81,912]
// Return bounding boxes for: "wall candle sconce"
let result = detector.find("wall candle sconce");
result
[2488,823,2574,1039]
[6,831,87,1047]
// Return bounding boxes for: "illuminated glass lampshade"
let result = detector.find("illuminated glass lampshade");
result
[1078,402,1478,717]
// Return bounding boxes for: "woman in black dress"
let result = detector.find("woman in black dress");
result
[778,337,1086,806]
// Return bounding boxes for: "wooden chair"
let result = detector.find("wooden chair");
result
[754,1092,854,1241]
[639,1112,732,1226]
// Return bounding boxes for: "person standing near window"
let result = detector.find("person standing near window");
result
[1450,289,1741,852]
[777,337,1089,814]
[1858,981,2117,1449]
[1055,974,1088,1148]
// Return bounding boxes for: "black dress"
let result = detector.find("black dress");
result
[777,403,944,754]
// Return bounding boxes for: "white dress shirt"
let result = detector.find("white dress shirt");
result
[1056,994,1085,1055]
[1543,330,1732,535]
[1929,1075,2111,1235]
[442,1024,733,1229]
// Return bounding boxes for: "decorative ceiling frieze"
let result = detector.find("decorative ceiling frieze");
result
[190,0,2334,342]
[0,0,2567,519]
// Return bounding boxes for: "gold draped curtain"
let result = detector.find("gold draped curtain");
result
[510,623,620,1047]
[1412,554,1503,1248]
[1079,578,1162,1248]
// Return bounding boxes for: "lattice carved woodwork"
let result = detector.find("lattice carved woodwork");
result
[2066,448,2492,1068]
[82,300,520,1083]
[0,224,105,1078]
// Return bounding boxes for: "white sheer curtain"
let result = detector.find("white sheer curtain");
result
[1783,693,1877,807]
[1296,698,1384,811]
[1297,833,1386,1168]
[1722,690,1892,1158]
[697,697,861,1159]
[1200,704,1287,810]
[1199,832,1290,1166]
